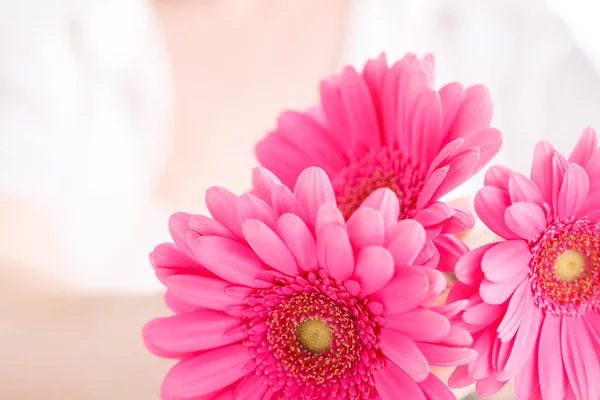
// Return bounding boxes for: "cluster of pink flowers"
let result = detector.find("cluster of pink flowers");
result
[143,54,600,400]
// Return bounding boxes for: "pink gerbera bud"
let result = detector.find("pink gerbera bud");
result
[448,127,600,400]
[144,166,475,400]
[256,54,503,272]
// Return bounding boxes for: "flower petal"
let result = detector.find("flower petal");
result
[165,275,249,310]
[569,126,598,166]
[353,246,394,295]
[504,298,543,375]
[455,243,493,286]
[434,234,469,273]
[271,184,308,223]
[557,163,590,220]
[250,167,282,204]
[415,342,477,366]
[385,309,451,342]
[374,359,427,400]
[237,194,278,230]
[346,207,385,249]
[380,329,429,382]
[361,188,400,227]
[316,224,354,281]
[162,344,250,398]
[561,316,600,400]
[385,219,426,265]
[277,213,318,272]
[372,268,429,314]
[474,186,519,240]
[417,373,456,400]
[232,374,269,400]
[497,281,528,342]
[242,219,298,276]
[538,315,567,400]
[206,187,245,240]
[293,167,336,227]
[480,270,527,305]
[481,240,531,283]
[508,172,544,206]
[504,202,547,241]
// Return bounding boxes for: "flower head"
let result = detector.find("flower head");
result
[144,166,475,399]
[448,128,600,399]
[256,54,502,270]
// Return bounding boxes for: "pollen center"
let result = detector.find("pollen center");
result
[295,319,332,354]
[555,250,586,282]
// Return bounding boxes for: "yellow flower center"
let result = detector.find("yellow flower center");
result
[295,319,332,354]
[555,249,586,282]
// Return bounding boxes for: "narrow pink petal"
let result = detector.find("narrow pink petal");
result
[427,138,464,176]
[277,213,318,272]
[538,315,567,400]
[497,281,528,342]
[474,186,519,240]
[413,202,455,228]
[420,266,448,306]
[374,359,427,400]
[439,82,464,137]
[361,188,399,227]
[455,243,493,286]
[169,212,193,255]
[462,302,504,327]
[237,194,278,231]
[433,234,469,273]
[504,202,547,241]
[447,365,476,389]
[561,316,600,400]
[494,337,515,380]
[442,207,475,234]
[166,275,249,310]
[569,126,598,166]
[508,172,544,205]
[256,134,314,189]
[162,344,249,398]
[475,376,508,398]
[251,167,281,204]
[346,207,385,249]
[206,187,244,239]
[481,240,531,283]
[468,329,495,379]
[531,140,558,205]
[143,310,244,353]
[551,153,569,212]
[380,329,429,382]
[480,269,527,305]
[319,79,353,149]
[463,128,503,174]
[485,165,512,191]
[191,236,266,287]
[293,167,336,227]
[432,148,480,200]
[315,202,345,235]
[557,163,590,220]
[353,246,394,295]
[232,374,269,400]
[415,342,477,366]
[417,166,449,209]
[432,299,469,319]
[151,243,207,284]
[384,219,426,265]
[442,326,473,347]
[410,90,443,165]
[316,224,354,281]
[414,241,439,267]
[445,84,493,142]
[417,373,456,400]
[446,281,478,305]
[372,268,428,314]
[271,184,308,223]
[189,215,235,240]
[504,298,543,375]
[242,219,298,276]
[385,309,450,342]
[514,341,540,399]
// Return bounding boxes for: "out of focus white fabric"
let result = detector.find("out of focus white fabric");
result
[1,0,600,292]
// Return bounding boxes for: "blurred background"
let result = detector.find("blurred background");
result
[1,0,599,398]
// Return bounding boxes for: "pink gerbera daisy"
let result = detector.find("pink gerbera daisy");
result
[256,54,502,271]
[143,166,476,399]
[448,128,600,399]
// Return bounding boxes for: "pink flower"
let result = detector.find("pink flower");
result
[144,166,475,400]
[448,128,600,399]
[256,54,502,271]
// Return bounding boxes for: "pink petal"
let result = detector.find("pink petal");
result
[346,207,385,249]
[374,359,427,400]
[277,213,318,272]
[569,126,598,166]
[480,270,527,305]
[385,219,426,265]
[169,212,193,255]
[166,275,249,310]
[151,243,207,284]
[415,342,477,366]
[250,167,281,204]
[271,184,308,223]
[561,316,600,400]
[293,167,336,227]
[508,172,544,206]
[445,84,493,142]
[353,246,394,295]
[162,344,249,398]
[237,194,278,231]
[189,215,235,240]
[514,339,540,399]
[410,89,443,165]
[316,224,354,281]
[454,243,493,286]
[538,315,567,400]
[427,138,464,176]
[361,188,400,227]
[504,202,547,241]
[315,202,345,235]
[417,166,449,209]
[551,153,569,212]
[413,202,455,228]
[475,376,508,398]
[191,236,266,287]
[463,127,503,174]
[447,365,476,389]
[439,82,464,137]
[420,266,448,305]
[432,299,469,319]
[468,329,495,379]
[442,326,473,347]
[242,219,298,276]
[433,234,469,273]
[385,309,451,342]
[206,187,244,239]
[417,373,456,400]
[497,281,528,342]
[232,374,269,400]
[319,79,353,149]
[474,186,519,240]
[504,298,543,375]
[442,207,475,234]
[380,329,429,382]
[485,165,512,191]
[432,147,480,200]
[481,240,531,283]
[557,163,590,220]
[143,310,244,353]
[372,268,429,314]
[531,141,558,204]
[462,302,504,328]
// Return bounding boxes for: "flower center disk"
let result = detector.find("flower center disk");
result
[332,147,426,220]
[295,319,332,354]
[529,218,600,316]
